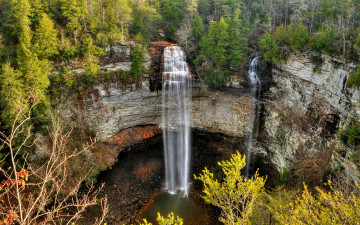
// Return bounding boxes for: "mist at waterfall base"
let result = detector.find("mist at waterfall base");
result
[244,57,261,178]
[162,46,192,195]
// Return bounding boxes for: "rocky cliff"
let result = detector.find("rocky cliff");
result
[57,42,252,142]
[57,42,359,183]
[260,52,360,182]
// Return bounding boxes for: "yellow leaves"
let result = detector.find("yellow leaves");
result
[138,212,183,225]
[194,151,266,224]
[270,180,360,225]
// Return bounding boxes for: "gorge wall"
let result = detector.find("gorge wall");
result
[260,52,360,182]
[56,43,359,182]
[57,42,252,141]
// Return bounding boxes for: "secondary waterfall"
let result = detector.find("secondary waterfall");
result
[162,45,192,195]
[245,57,261,177]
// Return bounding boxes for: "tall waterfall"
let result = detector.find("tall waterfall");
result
[162,46,192,195]
[245,57,261,178]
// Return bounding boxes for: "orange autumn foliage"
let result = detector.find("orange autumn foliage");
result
[0,170,29,190]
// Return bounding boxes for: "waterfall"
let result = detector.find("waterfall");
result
[162,46,192,196]
[245,57,261,178]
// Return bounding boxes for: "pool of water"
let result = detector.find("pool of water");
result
[139,191,217,225]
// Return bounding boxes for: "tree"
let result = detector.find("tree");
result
[20,54,51,104]
[33,13,59,59]
[161,0,185,39]
[270,182,360,224]
[194,151,266,224]
[60,0,87,39]
[5,0,32,47]
[0,63,27,129]
[131,43,144,79]
[131,4,161,41]
[140,212,183,225]
[308,29,336,54]
[30,0,49,25]
[0,106,108,224]
[227,8,249,68]
[259,32,280,64]
[289,22,309,52]
[192,13,205,42]
[212,18,229,67]
[81,37,105,83]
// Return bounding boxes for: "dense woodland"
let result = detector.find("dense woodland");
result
[0,0,360,224]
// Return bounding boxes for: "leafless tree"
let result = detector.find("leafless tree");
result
[0,102,108,224]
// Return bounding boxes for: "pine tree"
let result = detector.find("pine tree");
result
[0,63,27,128]
[81,37,105,83]
[131,43,144,79]
[227,8,249,68]
[259,32,280,64]
[60,0,87,37]
[33,13,59,59]
[6,0,32,47]
[213,18,229,67]
[289,22,309,52]
[30,0,48,25]
[161,0,185,39]
[192,13,204,42]
[131,4,161,41]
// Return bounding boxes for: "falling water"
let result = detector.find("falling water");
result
[162,45,192,196]
[245,57,261,178]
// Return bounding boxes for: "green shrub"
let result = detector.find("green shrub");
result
[207,68,228,89]
[289,22,309,52]
[85,168,101,185]
[279,167,290,183]
[60,66,75,88]
[337,124,360,146]
[308,29,336,54]
[348,67,360,87]
[259,32,280,64]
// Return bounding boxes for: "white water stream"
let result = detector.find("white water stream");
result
[162,46,192,195]
[245,57,261,177]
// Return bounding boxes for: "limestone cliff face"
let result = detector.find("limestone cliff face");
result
[57,43,252,142]
[261,52,360,181]
[57,42,359,183]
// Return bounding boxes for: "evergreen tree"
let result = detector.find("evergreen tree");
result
[60,0,87,38]
[0,63,27,128]
[289,22,309,52]
[33,13,59,59]
[212,18,229,67]
[259,32,280,64]
[30,0,48,25]
[5,0,32,47]
[81,37,105,83]
[192,13,205,42]
[131,43,144,79]
[131,4,161,41]
[161,0,185,39]
[227,8,249,68]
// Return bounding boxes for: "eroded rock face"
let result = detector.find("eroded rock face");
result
[261,52,360,182]
[57,81,252,142]
[57,42,252,143]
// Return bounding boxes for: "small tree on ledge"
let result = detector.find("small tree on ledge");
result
[194,151,266,225]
